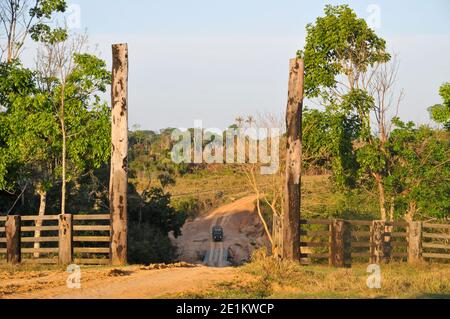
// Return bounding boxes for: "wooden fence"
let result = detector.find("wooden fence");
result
[0,214,110,265]
[299,219,450,266]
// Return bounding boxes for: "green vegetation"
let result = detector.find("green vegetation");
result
[429,82,450,131]
[297,5,449,222]
[0,3,187,265]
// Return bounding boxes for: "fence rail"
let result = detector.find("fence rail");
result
[299,219,450,266]
[0,214,110,265]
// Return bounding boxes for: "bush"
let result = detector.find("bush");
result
[172,196,200,220]
[128,222,177,265]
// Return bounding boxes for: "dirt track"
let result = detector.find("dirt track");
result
[0,196,266,299]
[172,195,269,266]
[0,265,239,299]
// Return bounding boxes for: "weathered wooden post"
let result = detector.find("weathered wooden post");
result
[282,58,304,261]
[58,214,73,265]
[330,219,351,267]
[370,220,385,264]
[408,221,422,264]
[110,43,129,266]
[6,215,21,264]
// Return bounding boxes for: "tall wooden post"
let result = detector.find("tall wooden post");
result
[330,219,350,267]
[408,221,422,264]
[282,58,304,260]
[6,215,21,264]
[110,43,129,266]
[58,214,73,265]
[371,220,385,264]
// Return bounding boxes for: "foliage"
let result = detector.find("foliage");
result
[172,196,201,220]
[0,0,68,62]
[429,82,450,131]
[386,119,450,219]
[129,129,193,189]
[129,187,186,237]
[299,4,390,101]
[128,222,177,264]
[0,52,111,200]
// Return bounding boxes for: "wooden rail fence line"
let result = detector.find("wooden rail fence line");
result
[0,214,110,265]
[299,219,450,266]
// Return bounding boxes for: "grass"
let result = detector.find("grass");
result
[167,171,380,220]
[0,262,115,275]
[175,250,450,299]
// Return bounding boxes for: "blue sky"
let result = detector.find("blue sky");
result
[52,0,450,130]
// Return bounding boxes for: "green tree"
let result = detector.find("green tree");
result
[0,35,110,251]
[299,5,406,221]
[386,119,450,219]
[0,0,67,63]
[299,4,390,101]
[429,82,450,131]
[35,33,111,215]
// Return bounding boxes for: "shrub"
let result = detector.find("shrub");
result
[128,222,177,265]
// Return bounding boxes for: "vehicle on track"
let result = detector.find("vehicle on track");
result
[212,226,224,242]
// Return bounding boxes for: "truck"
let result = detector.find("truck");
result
[212,226,224,242]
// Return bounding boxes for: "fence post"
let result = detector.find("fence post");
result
[371,220,385,264]
[408,221,422,264]
[110,43,129,266]
[330,219,351,267]
[282,58,304,261]
[383,223,393,263]
[58,214,73,265]
[6,215,21,264]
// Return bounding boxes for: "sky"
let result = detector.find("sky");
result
[24,0,450,130]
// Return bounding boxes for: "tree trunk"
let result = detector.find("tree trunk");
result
[405,201,417,222]
[61,86,67,215]
[374,173,387,221]
[282,58,304,261]
[34,189,47,258]
[384,196,395,263]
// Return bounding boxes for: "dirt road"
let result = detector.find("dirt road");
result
[172,195,269,266]
[0,196,267,298]
[0,264,240,299]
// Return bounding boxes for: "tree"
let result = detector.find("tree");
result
[299,4,402,221]
[36,32,111,215]
[429,82,450,131]
[299,4,390,102]
[0,0,67,63]
[0,33,110,254]
[387,119,449,220]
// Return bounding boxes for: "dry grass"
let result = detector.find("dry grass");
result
[177,249,450,299]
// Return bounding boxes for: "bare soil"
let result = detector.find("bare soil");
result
[171,195,269,266]
[0,264,240,299]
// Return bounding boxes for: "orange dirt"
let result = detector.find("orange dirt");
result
[0,264,239,299]
[172,195,269,266]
